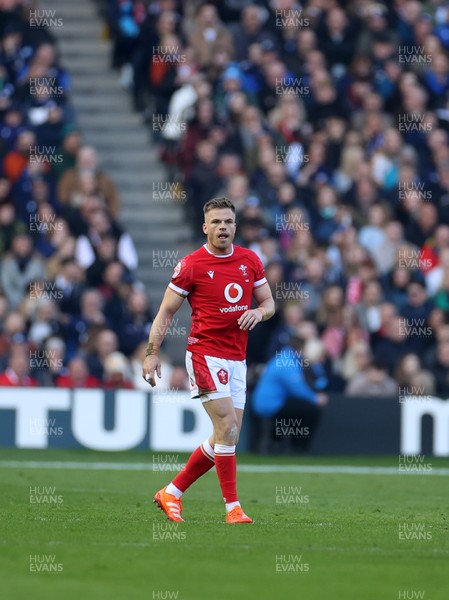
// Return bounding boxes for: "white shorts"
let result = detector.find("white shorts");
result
[185,351,247,410]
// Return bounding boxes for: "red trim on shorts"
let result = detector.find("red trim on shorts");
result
[191,353,217,395]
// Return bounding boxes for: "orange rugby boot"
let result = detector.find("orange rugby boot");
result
[153,486,184,522]
[225,506,253,524]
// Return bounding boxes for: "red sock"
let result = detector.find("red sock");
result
[171,442,215,493]
[214,444,238,503]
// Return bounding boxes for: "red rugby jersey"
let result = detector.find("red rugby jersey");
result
[168,244,267,360]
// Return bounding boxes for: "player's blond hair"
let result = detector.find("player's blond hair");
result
[203,197,236,216]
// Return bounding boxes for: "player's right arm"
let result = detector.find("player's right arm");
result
[142,287,185,387]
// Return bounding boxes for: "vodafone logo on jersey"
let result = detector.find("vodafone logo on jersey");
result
[224,283,243,303]
[220,283,248,313]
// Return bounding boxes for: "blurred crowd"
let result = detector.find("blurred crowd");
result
[105,0,449,397]
[1,0,449,399]
[0,0,179,390]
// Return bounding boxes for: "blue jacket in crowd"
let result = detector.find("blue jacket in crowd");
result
[252,346,328,418]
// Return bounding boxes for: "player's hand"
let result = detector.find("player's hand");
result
[237,308,263,331]
[142,355,161,387]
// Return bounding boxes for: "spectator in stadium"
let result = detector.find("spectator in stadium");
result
[3,0,449,409]
[0,292,8,326]
[57,146,120,217]
[74,208,138,275]
[188,4,234,69]
[56,356,100,388]
[64,289,107,355]
[0,344,38,386]
[252,335,328,453]
[232,5,278,63]
[45,233,77,279]
[103,351,134,389]
[382,266,412,310]
[53,258,86,316]
[98,260,135,331]
[169,364,189,390]
[150,33,186,117]
[345,359,398,397]
[53,127,82,180]
[118,289,152,356]
[11,162,50,226]
[299,255,330,316]
[238,105,270,176]
[31,206,71,259]
[356,279,384,334]
[3,129,36,183]
[23,83,67,149]
[317,285,346,360]
[0,178,13,206]
[0,200,27,254]
[284,220,315,271]
[401,279,433,321]
[0,310,22,368]
[307,68,347,124]
[400,280,435,352]
[408,369,436,396]
[26,298,62,347]
[185,137,220,227]
[178,96,216,175]
[421,311,448,368]
[404,202,439,248]
[318,6,356,72]
[395,353,436,393]
[358,203,389,260]
[371,315,414,376]
[374,221,407,276]
[312,185,341,244]
[160,73,209,151]
[252,235,282,267]
[267,301,304,357]
[340,340,372,381]
[424,51,449,101]
[85,328,119,381]
[0,310,26,362]
[434,268,449,312]
[219,174,254,216]
[134,8,183,110]
[109,0,143,72]
[425,237,449,296]
[0,106,26,154]
[0,233,46,309]
[32,336,67,386]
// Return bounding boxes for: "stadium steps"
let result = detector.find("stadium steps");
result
[39,0,192,362]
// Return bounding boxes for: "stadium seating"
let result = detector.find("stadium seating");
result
[1,1,449,398]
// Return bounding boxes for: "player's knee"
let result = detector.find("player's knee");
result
[223,420,239,444]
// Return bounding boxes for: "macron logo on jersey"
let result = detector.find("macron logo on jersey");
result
[207,270,214,279]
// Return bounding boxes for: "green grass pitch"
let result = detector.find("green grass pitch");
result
[1,449,448,600]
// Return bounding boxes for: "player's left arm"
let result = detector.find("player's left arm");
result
[238,282,275,331]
